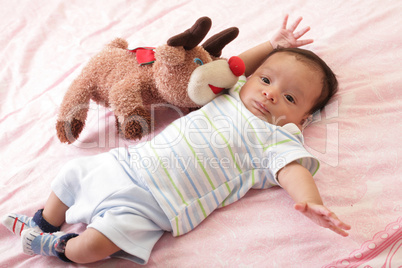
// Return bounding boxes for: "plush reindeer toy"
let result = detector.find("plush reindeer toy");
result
[56,17,245,144]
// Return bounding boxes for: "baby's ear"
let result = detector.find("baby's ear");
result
[301,114,313,129]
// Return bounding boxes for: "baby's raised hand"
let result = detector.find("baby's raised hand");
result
[294,202,351,237]
[270,14,314,49]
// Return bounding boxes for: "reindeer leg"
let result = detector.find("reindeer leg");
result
[109,79,151,140]
[56,74,92,144]
[120,107,151,140]
[114,109,151,140]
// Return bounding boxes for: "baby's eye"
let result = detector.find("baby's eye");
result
[261,77,270,84]
[285,95,295,103]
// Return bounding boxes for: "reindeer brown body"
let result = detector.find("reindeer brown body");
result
[56,17,244,143]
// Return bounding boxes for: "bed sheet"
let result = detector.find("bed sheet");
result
[1,0,401,267]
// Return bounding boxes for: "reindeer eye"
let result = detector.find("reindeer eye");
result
[194,58,204,65]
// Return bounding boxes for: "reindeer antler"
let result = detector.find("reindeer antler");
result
[167,17,212,50]
[167,17,239,57]
[202,27,239,57]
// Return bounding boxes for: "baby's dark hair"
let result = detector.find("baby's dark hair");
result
[267,47,338,115]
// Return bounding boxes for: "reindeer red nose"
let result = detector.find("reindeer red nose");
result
[228,56,245,77]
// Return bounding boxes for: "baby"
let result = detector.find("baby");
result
[3,15,350,265]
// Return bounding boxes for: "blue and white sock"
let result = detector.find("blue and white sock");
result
[2,209,60,236]
[22,229,78,262]
[2,213,41,236]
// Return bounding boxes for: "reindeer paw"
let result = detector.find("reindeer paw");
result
[56,119,84,144]
[118,108,151,140]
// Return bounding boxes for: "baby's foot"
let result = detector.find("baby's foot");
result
[3,209,61,235]
[2,213,41,236]
[21,229,64,256]
[21,229,78,262]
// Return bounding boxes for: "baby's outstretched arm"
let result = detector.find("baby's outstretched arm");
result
[239,14,313,76]
[278,161,351,237]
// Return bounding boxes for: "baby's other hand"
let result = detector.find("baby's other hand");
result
[270,14,314,49]
[294,202,351,237]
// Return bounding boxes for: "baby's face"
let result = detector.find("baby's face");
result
[239,52,322,129]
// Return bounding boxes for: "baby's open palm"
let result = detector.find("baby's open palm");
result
[294,202,351,237]
[270,15,313,49]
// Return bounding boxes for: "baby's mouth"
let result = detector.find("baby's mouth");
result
[255,101,270,115]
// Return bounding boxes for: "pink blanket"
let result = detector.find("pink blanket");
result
[1,0,401,267]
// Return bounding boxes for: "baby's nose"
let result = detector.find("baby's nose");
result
[263,91,277,103]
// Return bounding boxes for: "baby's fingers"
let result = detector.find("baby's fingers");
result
[328,224,350,237]
[295,38,314,47]
[281,14,289,29]
[289,16,303,32]
[327,211,351,230]
[294,202,307,212]
[294,26,311,39]
[326,211,351,236]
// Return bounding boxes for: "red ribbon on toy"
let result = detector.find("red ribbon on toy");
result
[128,47,156,66]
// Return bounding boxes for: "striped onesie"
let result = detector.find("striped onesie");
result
[129,76,319,237]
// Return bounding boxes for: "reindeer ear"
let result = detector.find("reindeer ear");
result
[167,17,212,50]
[202,27,239,57]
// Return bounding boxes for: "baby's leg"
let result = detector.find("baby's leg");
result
[65,228,120,263]
[42,191,69,227]
[22,227,119,263]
